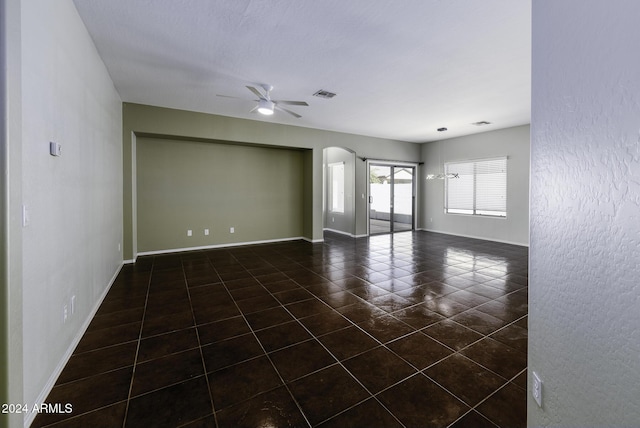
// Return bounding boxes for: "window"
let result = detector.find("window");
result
[445,157,507,217]
[328,162,345,213]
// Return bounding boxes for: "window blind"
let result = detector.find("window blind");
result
[445,157,507,217]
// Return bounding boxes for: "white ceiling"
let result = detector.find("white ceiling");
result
[72,0,531,143]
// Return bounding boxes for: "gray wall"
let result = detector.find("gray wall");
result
[123,103,421,260]
[18,1,123,426]
[530,1,640,426]
[137,137,306,253]
[1,0,24,426]
[421,125,530,246]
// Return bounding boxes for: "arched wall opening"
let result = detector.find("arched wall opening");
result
[323,147,356,237]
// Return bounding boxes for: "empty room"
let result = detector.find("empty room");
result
[2,1,640,428]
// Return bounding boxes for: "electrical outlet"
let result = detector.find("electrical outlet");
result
[532,371,543,407]
[63,305,68,323]
[187,229,192,237]
[204,229,209,236]
[230,227,235,234]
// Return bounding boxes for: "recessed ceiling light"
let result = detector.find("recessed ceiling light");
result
[437,127,448,132]
[471,121,492,126]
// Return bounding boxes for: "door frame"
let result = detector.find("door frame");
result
[366,160,418,236]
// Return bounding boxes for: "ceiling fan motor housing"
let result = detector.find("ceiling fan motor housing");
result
[258,99,275,115]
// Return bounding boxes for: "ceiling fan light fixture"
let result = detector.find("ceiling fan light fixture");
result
[257,99,275,115]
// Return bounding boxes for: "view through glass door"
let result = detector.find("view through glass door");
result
[369,164,415,235]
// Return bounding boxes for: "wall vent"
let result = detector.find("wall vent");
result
[313,89,337,99]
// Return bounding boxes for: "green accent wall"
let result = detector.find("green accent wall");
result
[122,103,422,261]
[137,137,306,253]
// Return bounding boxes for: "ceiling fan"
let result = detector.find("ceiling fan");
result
[217,84,308,118]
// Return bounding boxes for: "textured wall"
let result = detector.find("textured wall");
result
[529,1,640,426]
[2,0,26,426]
[20,0,123,421]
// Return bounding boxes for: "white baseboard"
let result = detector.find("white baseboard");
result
[136,236,314,257]
[323,227,355,238]
[24,262,124,428]
[322,228,368,239]
[418,228,529,247]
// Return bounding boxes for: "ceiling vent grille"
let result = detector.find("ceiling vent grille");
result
[471,121,492,126]
[313,90,337,99]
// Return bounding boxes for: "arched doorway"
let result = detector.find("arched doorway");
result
[323,147,356,236]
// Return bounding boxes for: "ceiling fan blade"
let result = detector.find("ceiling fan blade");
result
[249,105,259,113]
[275,100,309,106]
[246,86,265,99]
[216,94,243,99]
[275,105,302,118]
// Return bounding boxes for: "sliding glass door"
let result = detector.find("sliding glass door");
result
[369,164,415,235]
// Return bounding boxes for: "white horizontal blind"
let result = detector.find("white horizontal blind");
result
[445,157,507,217]
[445,162,474,215]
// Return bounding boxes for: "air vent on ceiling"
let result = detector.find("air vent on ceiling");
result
[471,121,492,126]
[313,89,337,99]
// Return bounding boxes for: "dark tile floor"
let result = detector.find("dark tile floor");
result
[33,231,528,428]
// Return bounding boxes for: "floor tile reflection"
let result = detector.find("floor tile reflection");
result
[33,231,527,427]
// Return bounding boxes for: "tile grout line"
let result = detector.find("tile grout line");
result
[216,249,315,428]
[246,246,419,427]
[273,278,408,428]
[40,233,527,428]
[182,253,220,428]
[121,257,154,428]
[313,240,526,427]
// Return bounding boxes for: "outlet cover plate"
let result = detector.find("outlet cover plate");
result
[532,371,543,407]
